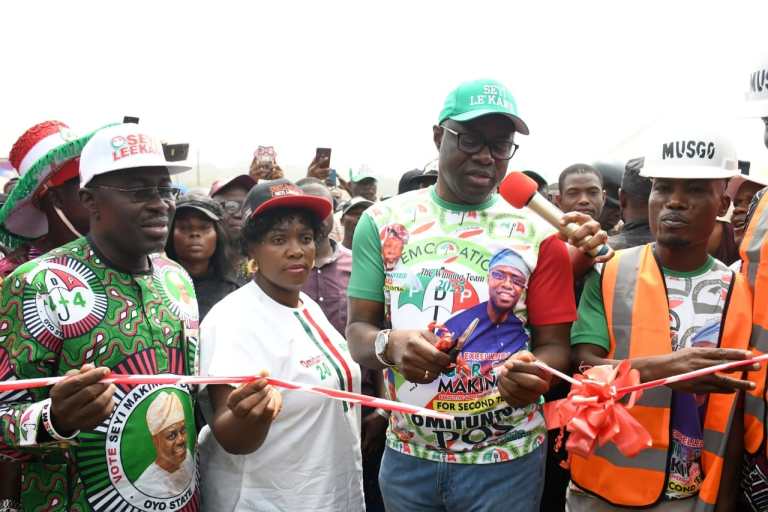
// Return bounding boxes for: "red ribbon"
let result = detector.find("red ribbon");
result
[543,360,653,461]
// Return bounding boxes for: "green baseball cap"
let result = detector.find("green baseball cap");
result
[438,79,529,135]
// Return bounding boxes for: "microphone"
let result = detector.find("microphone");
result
[498,171,611,258]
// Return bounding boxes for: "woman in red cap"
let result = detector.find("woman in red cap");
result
[198,178,363,511]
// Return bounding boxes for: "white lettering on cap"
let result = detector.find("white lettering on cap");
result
[661,140,716,161]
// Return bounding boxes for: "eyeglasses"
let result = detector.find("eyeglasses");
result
[441,126,519,160]
[216,200,243,215]
[490,269,526,287]
[89,185,181,203]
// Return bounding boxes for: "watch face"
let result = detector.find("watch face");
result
[375,331,384,353]
[375,330,388,356]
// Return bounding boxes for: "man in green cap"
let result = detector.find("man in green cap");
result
[350,165,378,202]
[346,79,608,511]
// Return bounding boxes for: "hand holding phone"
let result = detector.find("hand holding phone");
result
[308,148,332,180]
[250,146,277,181]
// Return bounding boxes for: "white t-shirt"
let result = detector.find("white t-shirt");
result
[198,281,364,512]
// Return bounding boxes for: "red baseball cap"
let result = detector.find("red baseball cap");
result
[209,174,256,197]
[242,179,332,221]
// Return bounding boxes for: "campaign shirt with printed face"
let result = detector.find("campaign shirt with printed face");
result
[665,259,731,500]
[349,186,576,464]
[0,236,200,512]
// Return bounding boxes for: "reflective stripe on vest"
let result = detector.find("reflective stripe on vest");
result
[740,191,768,455]
[571,244,750,508]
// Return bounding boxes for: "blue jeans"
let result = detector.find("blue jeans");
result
[379,444,546,512]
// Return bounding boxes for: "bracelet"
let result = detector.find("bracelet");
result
[0,498,21,512]
[41,398,80,442]
[374,408,391,419]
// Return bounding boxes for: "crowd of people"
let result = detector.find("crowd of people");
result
[0,69,768,512]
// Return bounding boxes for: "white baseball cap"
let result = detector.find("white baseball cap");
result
[640,130,739,180]
[79,123,191,187]
[726,164,768,199]
[745,57,768,118]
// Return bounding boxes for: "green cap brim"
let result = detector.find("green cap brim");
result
[447,109,529,135]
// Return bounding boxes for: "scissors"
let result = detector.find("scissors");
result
[446,317,479,363]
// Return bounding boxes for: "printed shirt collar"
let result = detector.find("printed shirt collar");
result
[86,235,154,276]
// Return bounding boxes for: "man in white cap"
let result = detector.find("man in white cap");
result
[134,391,193,498]
[568,131,757,511]
[0,121,200,511]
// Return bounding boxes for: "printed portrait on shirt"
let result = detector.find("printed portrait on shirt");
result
[381,224,409,271]
[97,385,197,510]
[443,248,531,357]
[133,391,195,499]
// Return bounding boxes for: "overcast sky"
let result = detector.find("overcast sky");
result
[2,1,767,193]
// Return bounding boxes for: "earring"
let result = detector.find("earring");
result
[247,259,259,275]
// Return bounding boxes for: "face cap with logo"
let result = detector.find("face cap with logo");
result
[438,79,529,135]
[242,178,333,222]
[640,131,739,180]
[2,121,93,238]
[79,123,192,187]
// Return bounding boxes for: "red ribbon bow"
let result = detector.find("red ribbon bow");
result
[543,360,653,461]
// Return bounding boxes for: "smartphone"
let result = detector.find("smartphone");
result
[326,168,338,187]
[315,147,332,168]
[255,145,277,165]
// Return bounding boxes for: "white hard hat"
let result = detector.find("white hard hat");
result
[79,123,191,187]
[640,129,739,180]
[745,58,768,118]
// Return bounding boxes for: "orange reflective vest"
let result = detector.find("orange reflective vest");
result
[570,244,753,510]
[740,191,768,455]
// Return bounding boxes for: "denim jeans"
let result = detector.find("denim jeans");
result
[379,444,546,512]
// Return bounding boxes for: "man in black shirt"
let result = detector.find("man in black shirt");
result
[608,157,654,251]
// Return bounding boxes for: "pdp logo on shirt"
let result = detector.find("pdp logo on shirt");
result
[22,257,108,352]
[153,260,199,325]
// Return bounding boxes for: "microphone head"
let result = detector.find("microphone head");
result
[499,171,538,208]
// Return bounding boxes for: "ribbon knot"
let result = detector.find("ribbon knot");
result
[544,360,653,461]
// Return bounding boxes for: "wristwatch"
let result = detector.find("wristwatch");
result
[374,329,395,367]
